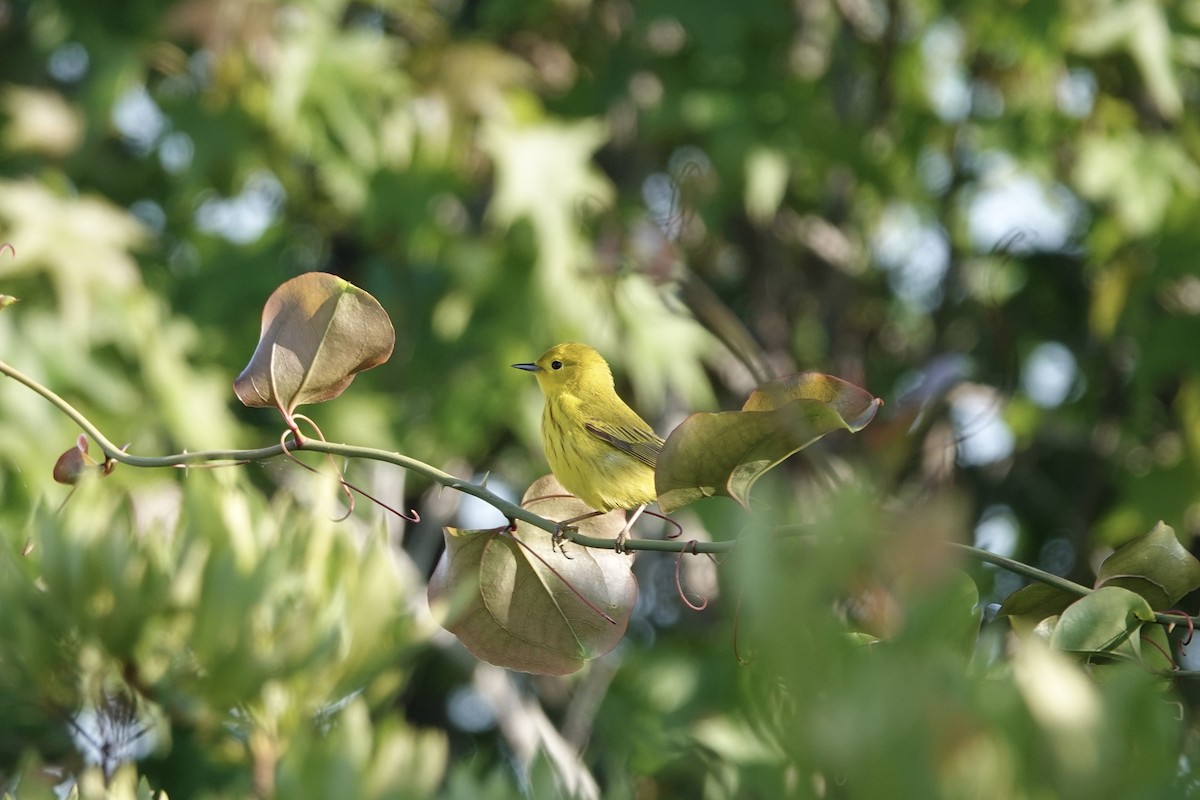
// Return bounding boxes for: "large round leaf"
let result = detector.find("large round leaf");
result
[1049,586,1155,657]
[428,476,638,675]
[233,272,395,415]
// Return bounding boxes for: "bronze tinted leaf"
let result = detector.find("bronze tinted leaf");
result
[655,372,882,514]
[233,272,395,414]
[52,434,98,485]
[428,476,638,675]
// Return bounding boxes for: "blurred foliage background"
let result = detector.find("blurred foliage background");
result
[3,0,1200,797]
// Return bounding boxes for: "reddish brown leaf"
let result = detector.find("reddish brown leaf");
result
[233,272,395,415]
[428,475,638,675]
[52,434,99,485]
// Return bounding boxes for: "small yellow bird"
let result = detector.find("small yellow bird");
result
[513,342,663,551]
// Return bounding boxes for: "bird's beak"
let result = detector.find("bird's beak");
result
[512,362,541,372]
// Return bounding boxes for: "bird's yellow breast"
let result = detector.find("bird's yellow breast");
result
[540,393,657,512]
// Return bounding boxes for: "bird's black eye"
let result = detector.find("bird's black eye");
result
[551,360,563,370]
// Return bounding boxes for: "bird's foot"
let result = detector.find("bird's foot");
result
[551,510,603,557]
[552,523,575,558]
[614,528,631,555]
[614,504,647,555]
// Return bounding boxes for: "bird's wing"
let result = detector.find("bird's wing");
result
[585,420,664,469]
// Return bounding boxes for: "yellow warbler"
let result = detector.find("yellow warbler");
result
[513,342,663,550]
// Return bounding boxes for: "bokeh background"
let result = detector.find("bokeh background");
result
[3,0,1200,797]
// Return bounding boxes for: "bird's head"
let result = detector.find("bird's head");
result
[512,342,614,396]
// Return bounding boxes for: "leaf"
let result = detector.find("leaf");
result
[1095,521,1200,610]
[481,115,633,349]
[52,434,100,485]
[0,180,145,337]
[1049,586,1155,656]
[938,569,983,658]
[1069,0,1182,119]
[655,372,882,514]
[997,583,1080,641]
[427,475,638,675]
[1073,133,1200,237]
[997,583,1079,619]
[233,272,395,415]
[1137,622,1175,674]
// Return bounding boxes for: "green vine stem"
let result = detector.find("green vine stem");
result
[0,358,732,555]
[944,542,1092,596]
[6,355,1200,628]
[946,541,1198,629]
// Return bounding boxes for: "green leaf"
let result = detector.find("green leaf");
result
[1073,133,1200,236]
[1068,0,1182,119]
[1049,586,1155,656]
[655,372,881,514]
[998,583,1079,619]
[1095,521,1200,610]
[233,272,395,415]
[938,569,983,658]
[1137,622,1175,674]
[0,180,146,333]
[428,475,637,675]
[997,583,1079,640]
[275,698,448,798]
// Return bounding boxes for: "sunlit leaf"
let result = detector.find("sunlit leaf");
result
[481,115,618,338]
[233,272,395,415]
[0,180,144,336]
[275,698,448,798]
[1069,0,1182,119]
[655,372,882,514]
[428,475,637,675]
[1049,586,1155,656]
[1,86,83,156]
[1074,133,1200,237]
[1095,521,1200,610]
